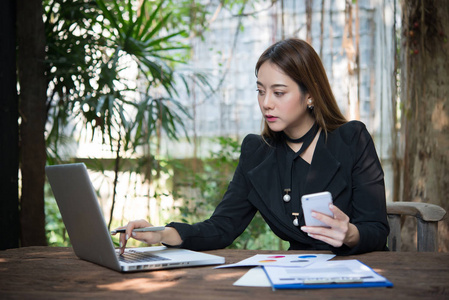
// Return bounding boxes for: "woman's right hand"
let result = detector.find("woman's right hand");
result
[112,219,182,255]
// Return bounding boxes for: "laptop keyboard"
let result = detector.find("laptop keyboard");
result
[118,250,170,264]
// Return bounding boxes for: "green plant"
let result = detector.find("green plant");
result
[44,184,70,247]
[42,0,265,246]
[44,0,212,231]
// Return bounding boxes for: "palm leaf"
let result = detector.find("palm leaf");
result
[138,0,165,41]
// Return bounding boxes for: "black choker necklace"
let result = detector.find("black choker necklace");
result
[283,122,318,144]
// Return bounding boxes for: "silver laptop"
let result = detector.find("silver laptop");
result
[46,163,225,272]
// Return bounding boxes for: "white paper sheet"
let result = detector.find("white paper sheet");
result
[216,253,335,268]
[233,267,271,287]
[264,259,390,286]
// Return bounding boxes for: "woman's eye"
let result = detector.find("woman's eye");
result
[274,92,284,96]
[256,89,265,95]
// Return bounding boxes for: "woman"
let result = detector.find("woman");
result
[116,38,389,255]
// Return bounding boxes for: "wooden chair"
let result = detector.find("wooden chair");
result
[387,202,446,252]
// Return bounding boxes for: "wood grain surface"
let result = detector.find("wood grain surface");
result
[0,247,448,299]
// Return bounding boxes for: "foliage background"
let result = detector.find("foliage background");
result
[43,0,288,250]
[5,0,447,252]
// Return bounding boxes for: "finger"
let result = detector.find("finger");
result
[302,225,346,246]
[111,225,126,236]
[131,231,143,241]
[301,225,333,236]
[119,220,145,254]
[309,211,335,227]
[329,204,349,221]
[124,219,151,239]
[131,230,163,244]
[310,212,349,238]
[308,232,344,248]
[119,232,127,255]
[316,205,349,229]
[301,225,346,243]
[130,231,150,243]
[118,219,153,254]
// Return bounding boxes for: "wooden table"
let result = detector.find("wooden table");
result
[0,247,448,299]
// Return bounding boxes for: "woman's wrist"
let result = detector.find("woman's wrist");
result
[343,223,360,248]
[161,227,182,246]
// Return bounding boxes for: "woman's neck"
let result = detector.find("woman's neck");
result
[283,117,316,140]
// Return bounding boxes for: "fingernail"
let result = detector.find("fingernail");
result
[308,233,313,237]
[132,232,136,237]
[126,234,129,240]
[311,212,317,218]
[119,241,122,248]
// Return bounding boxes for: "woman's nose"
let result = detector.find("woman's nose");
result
[262,93,274,110]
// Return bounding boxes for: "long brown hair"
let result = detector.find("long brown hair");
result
[255,38,346,142]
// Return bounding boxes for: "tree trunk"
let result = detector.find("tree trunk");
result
[17,0,48,246]
[0,0,20,250]
[400,0,449,251]
[305,0,313,44]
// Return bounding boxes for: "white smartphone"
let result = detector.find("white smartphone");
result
[301,191,334,227]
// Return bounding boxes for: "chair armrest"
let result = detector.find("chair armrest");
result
[387,202,446,252]
[387,202,446,221]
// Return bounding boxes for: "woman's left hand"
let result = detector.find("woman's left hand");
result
[300,204,360,248]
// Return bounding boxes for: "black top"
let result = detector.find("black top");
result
[167,121,390,255]
[278,142,311,225]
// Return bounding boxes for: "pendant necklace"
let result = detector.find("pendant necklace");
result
[282,122,318,226]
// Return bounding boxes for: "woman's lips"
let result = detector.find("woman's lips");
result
[265,115,278,122]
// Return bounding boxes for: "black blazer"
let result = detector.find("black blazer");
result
[168,121,390,255]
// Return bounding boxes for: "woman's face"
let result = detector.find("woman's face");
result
[256,61,315,138]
